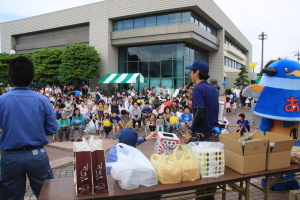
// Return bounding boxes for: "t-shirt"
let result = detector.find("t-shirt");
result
[236,120,249,132]
[192,81,219,134]
[149,118,156,126]
[110,116,121,125]
[180,113,192,123]
[142,107,152,114]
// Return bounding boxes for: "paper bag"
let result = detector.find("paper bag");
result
[73,139,93,196]
[89,136,108,193]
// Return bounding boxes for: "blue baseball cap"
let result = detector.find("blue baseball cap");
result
[185,60,209,74]
[119,128,138,147]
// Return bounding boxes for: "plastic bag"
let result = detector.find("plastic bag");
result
[150,152,181,184]
[84,120,98,133]
[187,142,225,178]
[173,144,200,181]
[111,143,158,190]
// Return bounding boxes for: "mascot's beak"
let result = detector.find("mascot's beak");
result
[262,67,277,76]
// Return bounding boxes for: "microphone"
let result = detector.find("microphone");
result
[178,82,193,97]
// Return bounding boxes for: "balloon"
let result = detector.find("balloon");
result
[103,120,111,127]
[250,62,257,69]
[222,82,227,86]
[75,91,80,96]
[139,90,142,92]
[166,101,172,107]
[230,94,234,99]
[169,116,177,125]
[136,99,141,103]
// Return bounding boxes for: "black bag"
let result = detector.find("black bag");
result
[61,126,69,131]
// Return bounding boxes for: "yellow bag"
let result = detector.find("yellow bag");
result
[150,153,181,184]
[173,145,200,182]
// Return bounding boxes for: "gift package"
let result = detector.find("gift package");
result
[153,132,180,154]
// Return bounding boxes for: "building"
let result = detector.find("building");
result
[0,0,252,93]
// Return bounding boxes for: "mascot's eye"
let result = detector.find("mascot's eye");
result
[284,68,290,73]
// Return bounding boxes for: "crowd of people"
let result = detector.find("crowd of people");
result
[2,83,198,142]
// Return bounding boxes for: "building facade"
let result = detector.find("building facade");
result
[0,0,252,93]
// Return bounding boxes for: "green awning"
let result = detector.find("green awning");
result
[98,73,146,83]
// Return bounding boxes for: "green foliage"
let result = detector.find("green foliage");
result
[32,48,62,84]
[234,66,250,87]
[59,44,100,85]
[21,53,33,61]
[225,88,232,95]
[0,53,12,84]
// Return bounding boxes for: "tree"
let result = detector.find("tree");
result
[234,66,250,88]
[59,44,100,85]
[0,53,12,84]
[31,48,62,84]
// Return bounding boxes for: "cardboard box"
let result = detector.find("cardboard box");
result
[289,189,300,200]
[219,132,268,174]
[251,131,294,170]
[154,132,180,154]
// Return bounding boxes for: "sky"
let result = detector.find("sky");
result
[0,0,299,72]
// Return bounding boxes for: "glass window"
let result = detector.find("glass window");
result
[113,21,119,31]
[207,23,212,34]
[134,18,144,29]
[149,78,161,88]
[169,13,181,25]
[116,20,124,31]
[145,16,156,27]
[189,48,194,61]
[161,60,172,77]
[149,62,160,77]
[139,61,149,78]
[193,12,199,26]
[174,78,184,89]
[173,43,184,59]
[123,19,133,30]
[157,14,168,26]
[161,44,172,60]
[128,47,139,61]
[128,62,139,73]
[149,45,160,61]
[161,78,173,88]
[185,47,189,61]
[119,47,127,62]
[118,62,127,73]
[173,60,184,77]
[199,17,206,30]
[138,46,149,62]
[181,12,191,23]
[195,50,201,61]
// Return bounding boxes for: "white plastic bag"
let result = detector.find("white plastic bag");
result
[110,143,158,190]
[84,120,98,133]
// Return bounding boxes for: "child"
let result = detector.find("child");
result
[102,110,112,139]
[180,106,193,137]
[156,113,164,132]
[148,113,156,132]
[235,113,249,136]
[175,107,184,131]
[225,98,231,114]
[232,100,237,114]
[120,110,132,129]
[110,111,121,140]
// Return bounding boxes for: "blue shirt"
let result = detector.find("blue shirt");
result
[110,116,121,124]
[236,120,249,132]
[192,81,219,134]
[142,107,152,114]
[0,87,57,150]
[180,113,193,123]
[71,114,85,125]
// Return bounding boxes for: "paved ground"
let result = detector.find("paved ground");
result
[23,96,291,199]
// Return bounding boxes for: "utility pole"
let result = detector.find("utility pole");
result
[295,50,300,63]
[258,32,267,71]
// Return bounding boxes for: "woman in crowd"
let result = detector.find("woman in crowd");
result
[70,108,85,142]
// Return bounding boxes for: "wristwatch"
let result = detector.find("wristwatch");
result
[143,136,147,141]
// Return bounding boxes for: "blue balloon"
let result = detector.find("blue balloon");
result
[139,90,142,92]
[75,91,80,96]
[222,82,227,86]
[230,94,234,99]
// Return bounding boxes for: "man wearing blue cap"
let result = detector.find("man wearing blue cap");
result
[184,60,219,200]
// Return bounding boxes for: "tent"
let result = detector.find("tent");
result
[98,73,146,84]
